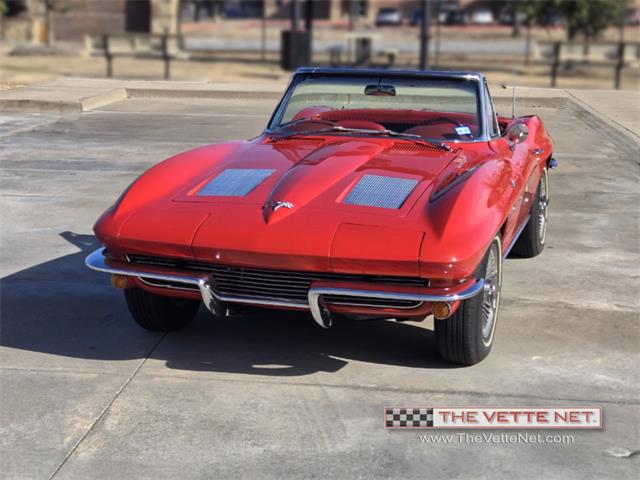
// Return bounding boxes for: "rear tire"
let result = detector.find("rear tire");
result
[511,168,548,258]
[125,288,200,332]
[435,236,502,366]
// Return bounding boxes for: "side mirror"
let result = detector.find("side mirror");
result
[506,123,528,150]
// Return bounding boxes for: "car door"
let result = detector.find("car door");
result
[489,135,528,248]
[483,85,529,247]
[518,141,546,226]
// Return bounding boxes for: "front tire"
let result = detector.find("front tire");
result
[125,288,200,332]
[435,236,502,366]
[511,168,549,258]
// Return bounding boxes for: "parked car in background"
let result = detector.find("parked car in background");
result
[444,9,468,25]
[470,8,495,25]
[409,9,422,26]
[627,8,640,25]
[409,7,449,26]
[411,1,461,25]
[375,7,403,26]
[498,8,527,25]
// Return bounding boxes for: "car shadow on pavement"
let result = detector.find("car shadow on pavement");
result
[0,231,459,376]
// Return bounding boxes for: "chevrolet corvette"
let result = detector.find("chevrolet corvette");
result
[86,68,556,365]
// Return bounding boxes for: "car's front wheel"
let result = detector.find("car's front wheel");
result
[124,288,200,332]
[435,235,502,366]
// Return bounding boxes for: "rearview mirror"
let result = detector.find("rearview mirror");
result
[364,84,396,96]
[506,123,528,150]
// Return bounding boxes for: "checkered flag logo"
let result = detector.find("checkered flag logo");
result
[385,408,434,428]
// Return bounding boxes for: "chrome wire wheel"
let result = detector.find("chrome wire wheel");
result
[538,169,549,245]
[481,240,502,347]
[434,235,503,365]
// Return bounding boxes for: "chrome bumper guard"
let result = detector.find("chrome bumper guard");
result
[86,247,484,329]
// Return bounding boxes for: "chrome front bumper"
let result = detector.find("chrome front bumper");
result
[86,247,484,328]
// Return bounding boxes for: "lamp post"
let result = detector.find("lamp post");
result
[419,0,431,70]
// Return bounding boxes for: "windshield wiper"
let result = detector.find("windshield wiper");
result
[276,118,336,130]
[377,129,451,151]
[273,126,451,152]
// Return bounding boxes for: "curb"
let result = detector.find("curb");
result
[0,90,569,113]
[566,100,639,157]
[0,85,284,113]
[125,88,283,101]
[565,91,640,144]
[80,88,128,111]
[492,96,568,110]
[2,85,637,147]
[0,99,82,113]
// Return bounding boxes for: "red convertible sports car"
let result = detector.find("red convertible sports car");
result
[87,68,556,365]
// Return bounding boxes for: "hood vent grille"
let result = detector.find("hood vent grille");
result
[343,174,418,209]
[268,137,325,145]
[385,143,454,154]
[198,168,275,197]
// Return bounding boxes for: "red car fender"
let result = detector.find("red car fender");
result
[420,157,512,280]
[93,141,243,245]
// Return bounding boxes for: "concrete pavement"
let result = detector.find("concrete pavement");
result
[0,91,639,479]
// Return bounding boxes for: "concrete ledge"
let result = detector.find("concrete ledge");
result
[79,88,128,111]
[1,77,637,144]
[566,90,640,142]
[125,88,283,101]
[493,96,568,110]
[0,99,82,113]
[0,78,286,112]
[0,78,576,113]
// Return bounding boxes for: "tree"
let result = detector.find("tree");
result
[510,0,552,64]
[553,0,628,40]
[511,0,627,40]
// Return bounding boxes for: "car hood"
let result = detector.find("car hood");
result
[115,135,460,275]
[174,136,456,218]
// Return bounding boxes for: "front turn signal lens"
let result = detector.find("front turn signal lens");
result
[111,274,128,289]
[432,301,452,320]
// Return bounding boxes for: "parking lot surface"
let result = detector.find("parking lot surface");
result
[1,96,638,479]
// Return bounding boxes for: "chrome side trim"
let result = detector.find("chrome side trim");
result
[322,299,423,309]
[85,248,207,286]
[138,277,199,292]
[503,214,530,259]
[307,280,485,329]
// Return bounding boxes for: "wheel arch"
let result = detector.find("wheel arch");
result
[420,158,514,279]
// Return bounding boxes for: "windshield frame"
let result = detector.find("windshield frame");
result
[265,69,490,143]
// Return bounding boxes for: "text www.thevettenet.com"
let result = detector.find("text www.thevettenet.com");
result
[419,433,575,445]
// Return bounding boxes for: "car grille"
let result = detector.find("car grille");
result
[128,254,426,309]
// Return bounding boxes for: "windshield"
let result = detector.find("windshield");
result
[269,74,481,141]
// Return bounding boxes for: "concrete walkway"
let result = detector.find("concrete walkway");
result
[1,77,638,141]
